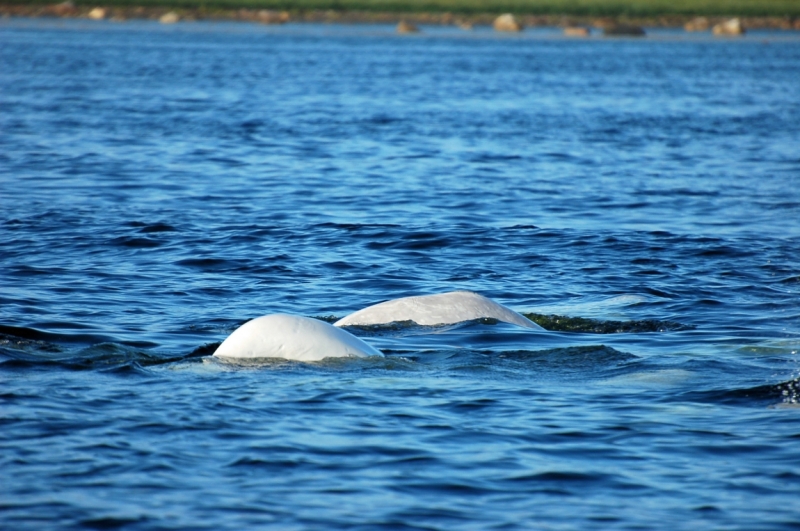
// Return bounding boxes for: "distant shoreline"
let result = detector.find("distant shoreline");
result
[2,2,800,30]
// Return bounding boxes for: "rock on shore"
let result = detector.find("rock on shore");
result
[684,17,710,31]
[712,18,745,35]
[493,13,522,32]
[396,20,419,33]
[564,26,590,36]
[159,11,179,23]
[257,10,289,24]
[87,7,106,19]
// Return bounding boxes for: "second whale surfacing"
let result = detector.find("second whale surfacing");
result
[334,291,543,330]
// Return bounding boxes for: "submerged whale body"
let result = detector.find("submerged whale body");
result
[334,291,543,330]
[213,314,383,361]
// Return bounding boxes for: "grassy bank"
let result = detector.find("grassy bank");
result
[6,0,800,17]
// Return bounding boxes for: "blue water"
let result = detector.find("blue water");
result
[2,18,800,530]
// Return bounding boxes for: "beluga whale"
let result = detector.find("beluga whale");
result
[214,292,541,361]
[334,291,543,330]
[213,314,383,362]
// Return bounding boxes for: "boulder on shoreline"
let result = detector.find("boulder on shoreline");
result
[257,10,289,24]
[684,17,710,31]
[159,11,179,24]
[87,7,106,20]
[493,13,522,32]
[396,20,419,33]
[712,18,745,35]
[564,26,590,36]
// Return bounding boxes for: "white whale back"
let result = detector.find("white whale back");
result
[214,314,384,361]
[334,291,543,330]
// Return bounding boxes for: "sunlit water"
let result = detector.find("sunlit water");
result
[1,18,799,530]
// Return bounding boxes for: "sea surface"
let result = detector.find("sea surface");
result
[1,18,800,530]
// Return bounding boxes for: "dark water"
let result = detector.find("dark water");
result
[2,18,800,530]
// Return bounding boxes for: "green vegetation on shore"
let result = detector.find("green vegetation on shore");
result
[7,0,800,17]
